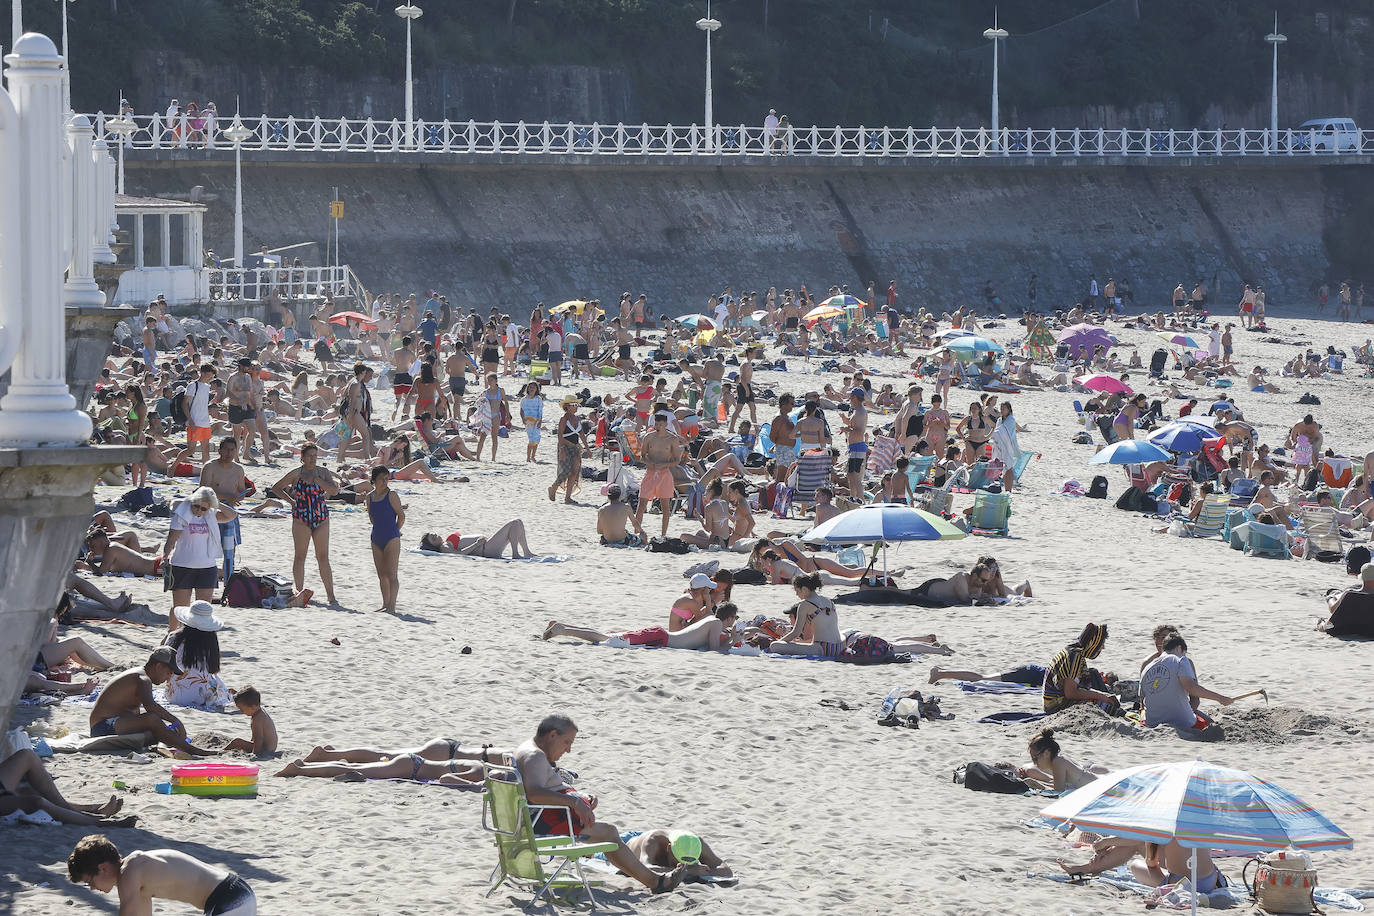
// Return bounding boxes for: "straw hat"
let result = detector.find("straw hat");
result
[175,599,225,632]
[560,394,581,407]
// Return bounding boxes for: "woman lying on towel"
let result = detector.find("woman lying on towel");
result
[417,520,533,559]
[745,540,893,587]
[1014,728,1108,792]
[275,738,510,785]
[542,603,738,652]
[833,563,997,607]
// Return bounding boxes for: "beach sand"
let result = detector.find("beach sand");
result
[5,313,1374,914]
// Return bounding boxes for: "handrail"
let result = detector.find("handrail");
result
[89,112,1374,159]
[207,265,354,302]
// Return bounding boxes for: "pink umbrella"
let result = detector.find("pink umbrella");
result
[1056,323,1114,359]
[1075,373,1133,395]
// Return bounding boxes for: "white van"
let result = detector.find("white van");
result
[1291,118,1361,151]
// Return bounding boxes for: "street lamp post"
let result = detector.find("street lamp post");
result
[53,0,73,113]
[1265,12,1286,153]
[696,1,721,153]
[107,110,134,194]
[983,14,1008,151]
[222,112,254,275]
[395,3,422,149]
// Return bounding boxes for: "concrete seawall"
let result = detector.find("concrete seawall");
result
[122,156,1366,313]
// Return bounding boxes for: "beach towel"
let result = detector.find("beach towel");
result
[1029,865,1370,911]
[958,680,1040,695]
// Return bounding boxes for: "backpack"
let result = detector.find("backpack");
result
[168,386,189,428]
[646,536,693,555]
[117,486,156,511]
[1347,545,1372,576]
[222,569,267,608]
[1087,475,1109,499]
[956,762,1030,794]
[1116,486,1156,513]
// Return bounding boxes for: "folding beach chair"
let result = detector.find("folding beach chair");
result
[1007,451,1038,488]
[1241,521,1292,559]
[480,764,617,910]
[1299,506,1343,558]
[1229,477,1258,502]
[528,359,551,380]
[905,455,936,490]
[1189,494,1232,538]
[968,490,1011,536]
[1223,506,1257,547]
[616,426,643,464]
[789,450,834,516]
[954,461,992,493]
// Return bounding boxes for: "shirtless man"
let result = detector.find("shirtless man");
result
[69,835,256,915]
[444,342,469,414]
[770,393,798,475]
[198,437,249,578]
[391,335,417,420]
[248,364,274,463]
[613,318,635,379]
[1250,470,1293,527]
[813,485,842,525]
[226,359,257,459]
[140,317,158,369]
[842,387,868,500]
[1286,414,1323,474]
[87,648,217,756]
[701,351,726,425]
[634,412,685,539]
[597,485,640,546]
[729,349,757,432]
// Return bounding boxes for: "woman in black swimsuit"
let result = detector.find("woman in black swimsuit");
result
[480,323,501,377]
[956,401,993,464]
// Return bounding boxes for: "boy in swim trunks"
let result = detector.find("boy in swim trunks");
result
[69,834,257,915]
[843,387,868,500]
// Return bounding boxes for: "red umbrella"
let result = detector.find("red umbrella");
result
[328,311,377,330]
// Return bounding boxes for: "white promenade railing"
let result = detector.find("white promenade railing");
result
[90,112,1374,159]
[207,265,361,302]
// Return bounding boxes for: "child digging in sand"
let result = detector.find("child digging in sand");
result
[68,834,257,915]
[224,686,277,756]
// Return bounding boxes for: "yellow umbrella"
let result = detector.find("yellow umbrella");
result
[551,300,586,315]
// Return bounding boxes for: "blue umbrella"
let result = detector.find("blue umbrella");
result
[1148,423,1210,454]
[1041,759,1352,916]
[947,335,1005,355]
[802,504,964,579]
[1089,440,1172,465]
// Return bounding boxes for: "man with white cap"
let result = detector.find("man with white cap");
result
[763,108,779,152]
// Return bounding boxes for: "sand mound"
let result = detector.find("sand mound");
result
[1022,705,1173,742]
[1212,706,1365,746]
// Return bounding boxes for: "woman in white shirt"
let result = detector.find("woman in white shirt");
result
[164,600,230,710]
[162,487,237,631]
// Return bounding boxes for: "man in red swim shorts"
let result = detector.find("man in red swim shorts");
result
[633,411,684,540]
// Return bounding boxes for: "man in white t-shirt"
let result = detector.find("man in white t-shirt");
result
[514,715,684,894]
[763,108,779,153]
[1140,634,1234,730]
[165,99,181,141]
[504,315,521,376]
[183,364,217,464]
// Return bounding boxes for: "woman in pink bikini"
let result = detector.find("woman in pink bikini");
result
[666,573,717,632]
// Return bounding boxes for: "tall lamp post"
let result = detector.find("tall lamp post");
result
[696,2,721,153]
[1265,13,1286,153]
[53,0,73,113]
[222,112,254,273]
[107,109,134,194]
[11,0,22,55]
[395,3,422,149]
[983,14,1008,151]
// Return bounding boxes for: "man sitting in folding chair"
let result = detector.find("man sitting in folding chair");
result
[514,715,686,896]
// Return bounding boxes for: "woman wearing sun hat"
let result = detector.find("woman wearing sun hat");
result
[547,395,587,503]
[163,600,230,709]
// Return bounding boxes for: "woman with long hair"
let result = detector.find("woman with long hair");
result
[272,443,339,605]
[367,467,405,614]
[164,600,229,708]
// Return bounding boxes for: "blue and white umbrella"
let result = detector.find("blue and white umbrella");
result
[1089,440,1172,465]
[802,504,964,579]
[1041,759,1352,915]
[1148,423,1212,454]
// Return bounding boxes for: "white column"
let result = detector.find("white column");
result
[0,33,92,446]
[63,113,102,307]
[91,136,115,263]
[0,61,19,376]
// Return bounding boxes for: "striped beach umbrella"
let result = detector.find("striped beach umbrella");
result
[1041,759,1352,915]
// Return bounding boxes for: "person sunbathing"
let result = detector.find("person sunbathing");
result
[542,602,739,652]
[37,604,116,671]
[1318,562,1374,636]
[746,541,882,587]
[1014,728,1108,792]
[975,555,1032,598]
[928,663,1046,686]
[908,564,995,605]
[1055,836,1165,884]
[274,740,502,786]
[417,520,533,558]
[0,749,132,827]
[666,574,717,631]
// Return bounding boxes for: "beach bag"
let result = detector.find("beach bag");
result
[221,569,268,608]
[955,762,1029,794]
[1243,848,1318,915]
[1115,487,1156,513]
[731,567,767,585]
[646,536,693,555]
[1087,475,1108,499]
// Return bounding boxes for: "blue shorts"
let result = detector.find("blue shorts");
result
[526,426,541,443]
[219,517,241,552]
[141,347,156,366]
[1000,664,1047,687]
[91,717,118,737]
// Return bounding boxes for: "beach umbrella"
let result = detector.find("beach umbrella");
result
[328,311,377,330]
[551,299,587,315]
[803,304,844,326]
[947,335,1005,355]
[1041,759,1352,916]
[1158,331,1202,349]
[940,328,979,340]
[801,503,964,579]
[1075,373,1133,395]
[1148,423,1211,454]
[677,313,715,329]
[1057,323,1114,359]
[1089,440,1172,465]
[819,294,865,309]
[741,310,767,328]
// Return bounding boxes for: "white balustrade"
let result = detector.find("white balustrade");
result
[0,34,93,446]
[78,112,1374,160]
[206,265,359,303]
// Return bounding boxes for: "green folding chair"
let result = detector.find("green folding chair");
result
[969,490,1011,536]
[1190,494,1232,538]
[481,763,618,910]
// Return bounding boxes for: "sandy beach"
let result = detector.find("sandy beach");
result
[5,311,1374,915]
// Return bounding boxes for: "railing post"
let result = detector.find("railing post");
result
[364,118,376,152]
[592,121,601,154]
[905,126,914,158]
[151,113,163,149]
[1118,127,1126,155]
[178,111,189,149]
[832,125,841,156]
[1285,129,1293,156]
[542,121,552,153]
[389,118,401,152]
[467,119,478,154]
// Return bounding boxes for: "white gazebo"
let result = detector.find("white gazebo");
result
[111,194,209,307]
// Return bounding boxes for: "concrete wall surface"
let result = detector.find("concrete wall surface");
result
[122,159,1363,315]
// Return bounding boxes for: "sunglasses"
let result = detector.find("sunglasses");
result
[191,504,209,513]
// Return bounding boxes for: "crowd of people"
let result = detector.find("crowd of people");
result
[13,265,1374,912]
